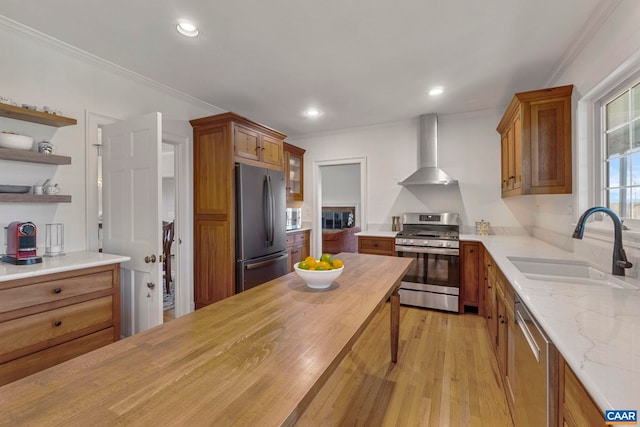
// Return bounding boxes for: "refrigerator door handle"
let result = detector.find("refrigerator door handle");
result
[263,175,271,245]
[268,175,275,246]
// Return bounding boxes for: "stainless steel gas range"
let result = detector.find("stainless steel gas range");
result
[395,212,460,312]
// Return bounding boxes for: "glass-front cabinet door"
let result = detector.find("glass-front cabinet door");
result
[284,142,305,201]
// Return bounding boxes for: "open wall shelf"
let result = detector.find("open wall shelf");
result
[0,104,77,127]
[0,147,71,165]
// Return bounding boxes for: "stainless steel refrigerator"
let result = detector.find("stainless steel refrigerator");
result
[235,163,288,293]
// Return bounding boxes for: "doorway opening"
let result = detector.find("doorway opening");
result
[161,143,177,322]
[312,158,368,257]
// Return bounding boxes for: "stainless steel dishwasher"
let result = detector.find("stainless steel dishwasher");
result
[514,294,559,427]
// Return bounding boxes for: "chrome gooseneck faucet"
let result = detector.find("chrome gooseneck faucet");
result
[572,206,633,276]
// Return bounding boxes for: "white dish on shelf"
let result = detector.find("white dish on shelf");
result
[0,185,31,194]
[0,133,34,150]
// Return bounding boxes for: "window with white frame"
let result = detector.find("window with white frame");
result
[602,81,640,218]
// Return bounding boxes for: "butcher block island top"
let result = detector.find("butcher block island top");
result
[0,253,412,426]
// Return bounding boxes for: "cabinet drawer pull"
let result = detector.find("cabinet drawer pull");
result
[54,287,62,294]
[54,320,62,327]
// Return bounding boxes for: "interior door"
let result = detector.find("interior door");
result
[102,112,163,336]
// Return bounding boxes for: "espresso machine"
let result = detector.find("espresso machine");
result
[2,221,42,265]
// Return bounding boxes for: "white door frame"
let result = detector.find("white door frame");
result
[85,111,118,251]
[162,120,194,316]
[85,112,195,323]
[312,157,368,257]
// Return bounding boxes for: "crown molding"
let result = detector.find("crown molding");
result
[545,0,622,86]
[0,15,223,113]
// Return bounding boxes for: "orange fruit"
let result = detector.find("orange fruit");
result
[298,261,309,270]
[332,259,344,269]
[317,261,332,270]
[304,256,317,268]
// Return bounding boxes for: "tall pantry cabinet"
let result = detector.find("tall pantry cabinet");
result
[190,112,286,309]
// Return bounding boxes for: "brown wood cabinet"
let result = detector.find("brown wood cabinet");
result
[485,250,498,350]
[190,112,287,308]
[233,122,284,171]
[483,249,515,419]
[497,84,573,197]
[284,142,305,201]
[286,229,310,272]
[460,241,482,314]
[357,235,395,256]
[0,264,120,386]
[559,357,605,427]
[495,270,516,415]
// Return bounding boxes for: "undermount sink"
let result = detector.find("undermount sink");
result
[507,256,639,290]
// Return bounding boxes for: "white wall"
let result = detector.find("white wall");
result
[0,20,223,253]
[289,109,533,234]
[321,164,360,205]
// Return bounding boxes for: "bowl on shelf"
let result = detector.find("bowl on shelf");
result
[0,133,34,150]
[294,262,344,289]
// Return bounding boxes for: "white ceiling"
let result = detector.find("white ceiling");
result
[0,0,616,137]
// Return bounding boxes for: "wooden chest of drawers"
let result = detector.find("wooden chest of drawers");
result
[0,264,120,386]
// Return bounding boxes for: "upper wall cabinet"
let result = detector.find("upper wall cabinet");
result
[233,118,285,171]
[497,85,573,197]
[283,142,305,201]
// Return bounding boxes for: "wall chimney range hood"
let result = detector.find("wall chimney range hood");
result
[398,113,458,186]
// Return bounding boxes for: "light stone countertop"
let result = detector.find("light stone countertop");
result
[0,250,131,282]
[286,227,312,233]
[460,234,639,413]
[354,230,397,238]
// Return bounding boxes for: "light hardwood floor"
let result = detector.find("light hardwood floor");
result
[296,304,514,427]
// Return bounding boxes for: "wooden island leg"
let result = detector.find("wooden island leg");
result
[390,286,400,363]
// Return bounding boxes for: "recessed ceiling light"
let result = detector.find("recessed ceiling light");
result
[303,108,322,118]
[428,87,444,96]
[177,21,199,37]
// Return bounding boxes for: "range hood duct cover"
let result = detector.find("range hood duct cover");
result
[398,113,458,186]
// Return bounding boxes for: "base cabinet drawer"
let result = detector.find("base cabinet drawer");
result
[358,236,395,256]
[0,270,114,316]
[0,328,115,386]
[0,296,114,363]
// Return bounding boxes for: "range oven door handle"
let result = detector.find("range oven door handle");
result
[395,245,459,256]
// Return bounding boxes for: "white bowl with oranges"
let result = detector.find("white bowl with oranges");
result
[294,254,344,289]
